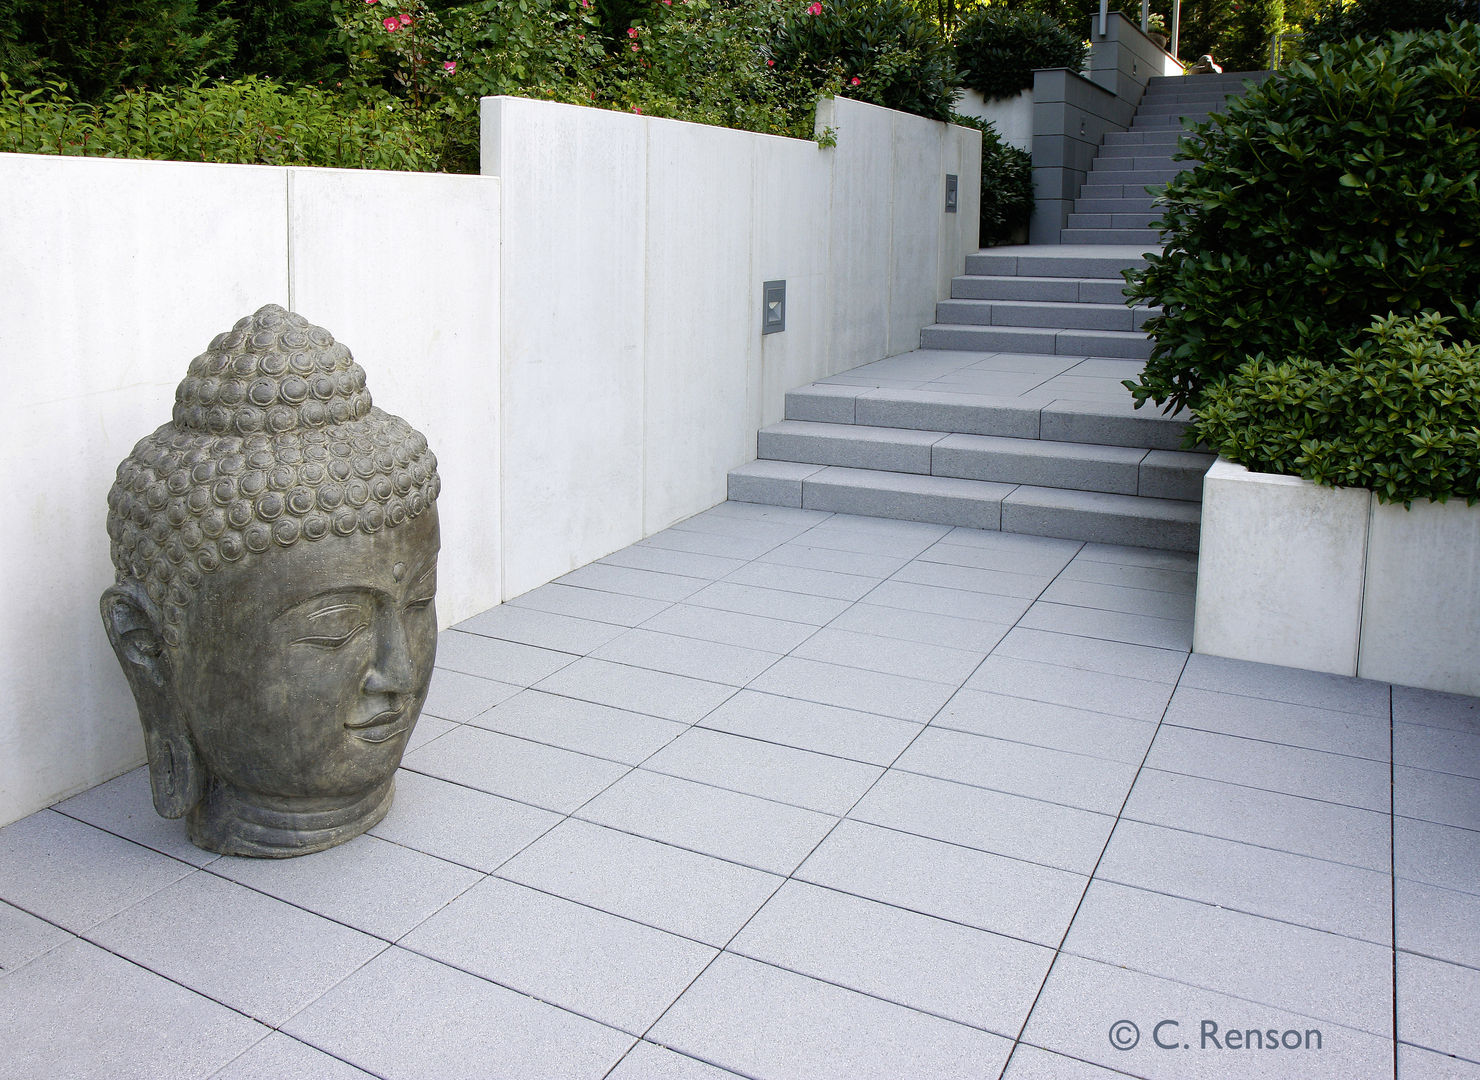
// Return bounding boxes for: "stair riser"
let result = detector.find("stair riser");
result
[1057,228,1161,245]
[934,299,1153,332]
[920,325,1153,359]
[1066,212,1160,230]
[964,253,1148,278]
[950,276,1132,304]
[1071,197,1158,215]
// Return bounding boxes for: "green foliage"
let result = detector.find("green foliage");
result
[201,0,346,86]
[1218,0,1283,69]
[0,75,442,170]
[767,0,961,122]
[951,113,1033,245]
[1124,25,1480,415]
[1300,0,1474,52]
[954,6,1085,98]
[1195,313,1480,505]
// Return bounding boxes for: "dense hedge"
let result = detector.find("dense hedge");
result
[1125,24,1480,416]
[953,6,1084,98]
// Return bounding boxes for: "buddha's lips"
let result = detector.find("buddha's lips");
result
[345,709,407,744]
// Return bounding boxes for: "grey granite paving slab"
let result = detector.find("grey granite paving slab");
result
[1023,953,1396,1079]
[1040,578,1196,621]
[699,689,923,767]
[640,526,778,561]
[827,602,1013,652]
[1097,819,1392,945]
[1121,768,1391,873]
[1395,766,1480,831]
[1395,817,1480,896]
[369,769,561,873]
[420,667,523,722]
[1397,953,1480,1063]
[724,560,879,601]
[1397,879,1480,970]
[590,628,782,687]
[507,582,672,626]
[208,831,481,942]
[209,1033,378,1080]
[0,811,195,933]
[747,656,956,722]
[849,769,1115,874]
[402,877,716,1036]
[1076,542,1198,573]
[468,689,686,765]
[1057,559,1197,596]
[636,602,818,653]
[648,952,1013,1080]
[1064,879,1393,1036]
[1163,687,1391,761]
[606,1041,747,1079]
[0,899,70,976]
[88,871,385,1025]
[889,558,1051,599]
[1399,1043,1480,1079]
[532,657,737,724]
[1393,684,1480,734]
[700,501,832,527]
[730,879,1053,1035]
[599,544,749,581]
[0,938,267,1080]
[641,729,883,816]
[795,819,1087,946]
[669,513,819,547]
[1018,601,1193,650]
[1001,1044,1141,1078]
[405,714,455,752]
[932,689,1158,765]
[755,542,909,578]
[964,655,1175,722]
[496,819,782,947]
[453,604,628,656]
[794,514,953,558]
[1146,725,1391,812]
[863,578,1035,624]
[1179,653,1391,717]
[576,768,836,876]
[434,629,579,687]
[993,627,1188,685]
[404,724,629,813]
[1395,721,1480,780]
[53,767,218,868]
[683,580,852,625]
[556,562,709,602]
[790,626,986,686]
[938,524,1081,562]
[283,946,632,1080]
[916,538,1080,580]
[896,726,1140,814]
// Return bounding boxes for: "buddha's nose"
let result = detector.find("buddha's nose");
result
[363,608,417,695]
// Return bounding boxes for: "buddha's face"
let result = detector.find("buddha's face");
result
[169,507,439,802]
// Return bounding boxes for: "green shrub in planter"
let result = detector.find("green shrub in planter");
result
[953,7,1085,99]
[951,112,1033,246]
[1124,24,1480,415]
[1300,0,1474,53]
[766,0,960,122]
[1194,312,1480,506]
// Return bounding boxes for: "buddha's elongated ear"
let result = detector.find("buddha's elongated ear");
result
[100,582,202,818]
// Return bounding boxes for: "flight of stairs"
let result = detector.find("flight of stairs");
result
[727,73,1267,553]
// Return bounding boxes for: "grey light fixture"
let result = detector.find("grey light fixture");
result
[762,280,786,335]
[945,174,959,214]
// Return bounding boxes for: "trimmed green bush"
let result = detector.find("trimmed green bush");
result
[1300,0,1474,52]
[1195,313,1480,505]
[766,0,961,122]
[951,113,1033,246]
[953,6,1085,99]
[1124,24,1480,415]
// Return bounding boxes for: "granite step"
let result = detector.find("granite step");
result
[964,249,1150,278]
[950,274,1131,304]
[1057,227,1162,246]
[1066,210,1161,230]
[918,322,1154,358]
[934,298,1156,332]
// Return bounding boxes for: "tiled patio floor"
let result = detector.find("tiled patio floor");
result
[3,501,1479,1079]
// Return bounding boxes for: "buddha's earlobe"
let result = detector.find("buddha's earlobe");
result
[100,583,202,818]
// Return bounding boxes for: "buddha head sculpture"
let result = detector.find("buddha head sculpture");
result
[101,305,441,857]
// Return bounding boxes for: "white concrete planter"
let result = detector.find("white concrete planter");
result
[1194,459,1480,696]
[954,88,1033,152]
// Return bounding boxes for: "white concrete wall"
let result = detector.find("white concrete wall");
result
[956,89,1034,151]
[1,153,501,827]
[1,95,978,826]
[483,95,981,596]
[1194,459,1480,697]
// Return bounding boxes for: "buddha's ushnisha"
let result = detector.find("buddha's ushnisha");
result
[102,305,442,857]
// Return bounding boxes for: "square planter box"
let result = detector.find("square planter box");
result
[1194,459,1480,697]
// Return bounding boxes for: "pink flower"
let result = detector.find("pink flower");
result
[398,12,411,24]
[627,26,639,37]
[631,43,639,50]
[364,0,378,5]
[766,58,775,66]
[807,2,821,14]
[443,60,457,72]
[850,76,861,85]
[632,105,643,113]
[383,16,398,30]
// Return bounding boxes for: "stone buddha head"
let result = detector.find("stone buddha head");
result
[101,305,441,857]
